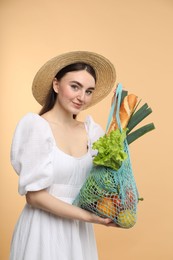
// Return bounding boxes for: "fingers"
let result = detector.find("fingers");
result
[106,222,120,228]
[96,216,113,225]
[89,212,119,227]
[97,217,120,228]
[103,218,113,224]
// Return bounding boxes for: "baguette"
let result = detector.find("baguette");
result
[107,94,138,134]
[120,94,138,128]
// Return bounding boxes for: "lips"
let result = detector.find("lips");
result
[72,102,83,109]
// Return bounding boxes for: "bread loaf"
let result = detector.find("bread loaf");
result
[107,93,138,133]
[120,94,138,128]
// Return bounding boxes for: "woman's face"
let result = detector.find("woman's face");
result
[53,70,96,114]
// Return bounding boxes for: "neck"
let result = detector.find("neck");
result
[49,103,76,126]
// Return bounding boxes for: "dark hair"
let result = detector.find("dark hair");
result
[39,62,96,116]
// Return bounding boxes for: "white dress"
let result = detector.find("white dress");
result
[10,113,105,260]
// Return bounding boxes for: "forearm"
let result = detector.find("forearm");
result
[26,189,91,222]
[26,189,117,227]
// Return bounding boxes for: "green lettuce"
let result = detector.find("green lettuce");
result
[92,129,127,170]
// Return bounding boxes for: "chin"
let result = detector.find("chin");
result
[72,110,80,116]
[71,106,84,114]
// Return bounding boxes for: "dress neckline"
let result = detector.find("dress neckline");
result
[31,113,91,160]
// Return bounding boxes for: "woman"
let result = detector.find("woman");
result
[10,51,117,260]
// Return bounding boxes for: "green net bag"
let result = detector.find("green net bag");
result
[73,84,139,228]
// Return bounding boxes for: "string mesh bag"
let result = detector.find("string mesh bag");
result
[73,84,139,228]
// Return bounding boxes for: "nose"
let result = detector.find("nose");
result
[77,90,85,102]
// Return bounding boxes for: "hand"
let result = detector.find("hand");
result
[104,219,120,228]
[87,211,120,228]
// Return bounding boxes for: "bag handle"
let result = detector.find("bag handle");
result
[106,83,123,133]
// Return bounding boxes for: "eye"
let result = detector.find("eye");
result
[86,89,94,96]
[71,84,79,91]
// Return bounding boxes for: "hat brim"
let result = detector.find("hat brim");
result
[32,51,116,109]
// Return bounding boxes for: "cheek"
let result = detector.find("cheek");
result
[85,94,93,104]
[58,87,71,99]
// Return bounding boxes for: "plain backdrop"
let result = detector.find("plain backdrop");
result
[0,0,173,259]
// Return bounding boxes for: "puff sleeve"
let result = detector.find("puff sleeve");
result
[11,113,55,195]
[85,116,105,157]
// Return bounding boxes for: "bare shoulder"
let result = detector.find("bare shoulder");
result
[40,111,51,121]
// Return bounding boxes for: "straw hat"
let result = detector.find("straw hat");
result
[32,51,116,109]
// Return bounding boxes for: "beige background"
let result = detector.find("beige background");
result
[1,0,172,259]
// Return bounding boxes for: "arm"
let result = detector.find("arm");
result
[26,189,118,227]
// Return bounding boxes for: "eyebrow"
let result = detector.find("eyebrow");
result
[70,81,95,90]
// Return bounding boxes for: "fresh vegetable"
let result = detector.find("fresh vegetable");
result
[127,102,153,133]
[78,173,103,204]
[127,123,155,145]
[92,166,118,192]
[97,197,116,218]
[112,195,123,211]
[92,129,127,170]
[126,189,134,204]
[109,88,155,144]
[120,89,128,104]
[117,209,136,228]
[124,189,138,210]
